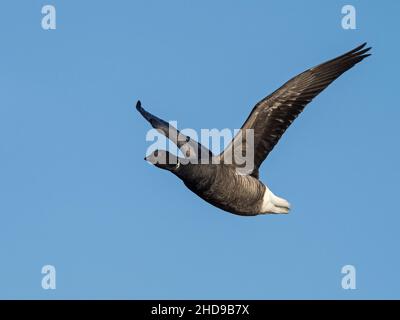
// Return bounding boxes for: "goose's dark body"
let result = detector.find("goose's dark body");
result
[137,43,371,216]
[176,164,266,215]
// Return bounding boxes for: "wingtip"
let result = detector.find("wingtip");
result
[136,100,142,111]
[347,42,372,61]
[357,45,372,60]
[357,42,372,54]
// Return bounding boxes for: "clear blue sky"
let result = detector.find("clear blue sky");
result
[0,0,399,299]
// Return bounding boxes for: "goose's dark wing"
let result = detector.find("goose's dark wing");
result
[136,101,213,161]
[219,43,371,178]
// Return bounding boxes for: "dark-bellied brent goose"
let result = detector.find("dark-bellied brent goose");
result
[136,43,371,216]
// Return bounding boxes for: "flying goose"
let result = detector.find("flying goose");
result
[137,43,371,216]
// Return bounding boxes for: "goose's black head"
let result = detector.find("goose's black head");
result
[145,150,180,172]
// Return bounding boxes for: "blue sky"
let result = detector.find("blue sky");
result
[0,0,399,299]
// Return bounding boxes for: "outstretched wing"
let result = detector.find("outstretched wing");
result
[136,101,213,161]
[219,43,371,178]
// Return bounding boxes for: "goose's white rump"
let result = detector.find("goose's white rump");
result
[260,186,291,214]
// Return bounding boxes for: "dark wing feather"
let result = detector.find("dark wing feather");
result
[219,43,371,178]
[136,101,213,160]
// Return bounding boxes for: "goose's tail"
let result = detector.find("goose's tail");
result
[260,187,291,214]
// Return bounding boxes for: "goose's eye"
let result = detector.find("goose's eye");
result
[154,150,159,157]
[185,136,190,142]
